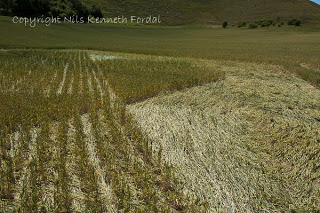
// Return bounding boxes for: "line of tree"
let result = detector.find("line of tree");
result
[0,0,103,17]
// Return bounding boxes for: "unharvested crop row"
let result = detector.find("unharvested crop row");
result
[0,50,201,212]
[93,53,225,104]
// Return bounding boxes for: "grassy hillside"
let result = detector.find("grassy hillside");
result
[80,0,320,24]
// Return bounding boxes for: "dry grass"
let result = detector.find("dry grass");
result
[129,60,320,212]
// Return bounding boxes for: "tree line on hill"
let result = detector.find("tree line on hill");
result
[0,0,103,17]
[222,18,301,29]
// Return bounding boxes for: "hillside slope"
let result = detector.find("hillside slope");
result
[80,0,320,24]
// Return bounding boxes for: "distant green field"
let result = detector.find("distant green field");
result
[1,16,320,86]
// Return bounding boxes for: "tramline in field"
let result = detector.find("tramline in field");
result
[0,50,201,212]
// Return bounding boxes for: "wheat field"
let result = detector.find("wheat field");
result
[1,49,319,212]
[129,60,320,212]
[0,50,206,212]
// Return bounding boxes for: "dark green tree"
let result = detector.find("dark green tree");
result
[222,21,228,28]
[69,0,89,17]
[12,0,35,16]
[33,0,50,15]
[288,18,301,26]
[49,0,76,17]
[90,5,102,17]
[0,0,13,15]
[1,0,101,18]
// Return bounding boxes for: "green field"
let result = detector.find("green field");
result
[0,15,320,212]
[1,16,320,86]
